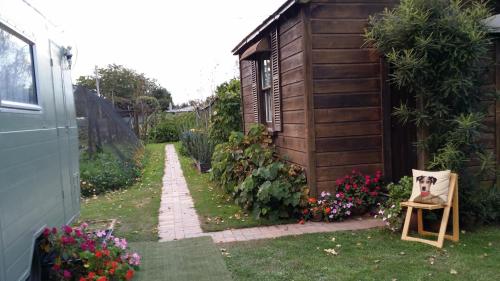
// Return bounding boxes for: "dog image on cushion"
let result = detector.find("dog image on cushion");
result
[412,175,446,204]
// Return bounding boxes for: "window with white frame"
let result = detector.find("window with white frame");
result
[0,26,37,105]
[260,57,272,123]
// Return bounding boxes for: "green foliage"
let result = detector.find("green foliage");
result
[365,0,494,172]
[211,124,308,219]
[208,78,243,145]
[80,151,142,196]
[148,112,196,143]
[180,130,214,164]
[366,0,497,225]
[376,176,413,231]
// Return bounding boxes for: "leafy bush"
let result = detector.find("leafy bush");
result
[208,78,242,145]
[179,130,214,164]
[148,118,180,143]
[148,112,196,143]
[211,124,308,219]
[374,176,413,231]
[366,0,495,225]
[40,223,140,281]
[80,151,141,196]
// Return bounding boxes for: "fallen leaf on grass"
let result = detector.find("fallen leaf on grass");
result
[331,237,336,242]
[399,251,405,255]
[450,269,458,275]
[324,248,338,256]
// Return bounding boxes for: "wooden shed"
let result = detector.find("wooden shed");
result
[233,0,500,195]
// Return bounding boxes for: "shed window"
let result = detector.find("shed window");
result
[260,57,273,124]
[0,26,37,105]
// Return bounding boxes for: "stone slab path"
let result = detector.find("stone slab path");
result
[158,144,385,243]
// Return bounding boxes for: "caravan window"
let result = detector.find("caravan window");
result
[0,26,37,105]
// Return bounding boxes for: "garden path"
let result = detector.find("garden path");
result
[158,144,385,243]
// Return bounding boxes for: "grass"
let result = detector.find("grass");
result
[223,227,500,281]
[174,142,294,232]
[79,143,165,242]
[130,237,232,281]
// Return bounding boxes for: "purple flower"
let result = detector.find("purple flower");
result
[332,209,337,214]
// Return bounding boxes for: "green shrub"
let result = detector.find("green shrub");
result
[148,112,196,143]
[208,78,242,145]
[375,176,413,231]
[211,124,308,219]
[148,118,180,142]
[80,151,141,196]
[365,0,495,225]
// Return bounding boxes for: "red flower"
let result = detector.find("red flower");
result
[298,219,305,224]
[88,272,96,279]
[52,264,60,271]
[325,207,331,213]
[43,228,51,238]
[369,191,378,197]
[95,250,103,258]
[97,277,108,281]
[347,197,353,202]
[308,198,317,204]
[79,278,86,281]
[52,227,58,234]
[303,209,309,215]
[345,185,351,191]
[125,269,134,280]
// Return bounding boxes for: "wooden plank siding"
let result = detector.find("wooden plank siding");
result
[309,0,396,193]
[238,6,308,168]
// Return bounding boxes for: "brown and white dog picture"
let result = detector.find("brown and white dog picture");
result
[412,175,445,204]
[410,170,450,205]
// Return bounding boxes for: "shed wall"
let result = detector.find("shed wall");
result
[240,6,308,167]
[308,0,396,192]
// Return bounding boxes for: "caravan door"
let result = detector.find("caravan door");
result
[49,42,79,223]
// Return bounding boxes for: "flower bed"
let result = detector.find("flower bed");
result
[40,223,140,281]
[302,170,383,222]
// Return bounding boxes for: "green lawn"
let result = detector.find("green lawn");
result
[130,237,232,281]
[223,227,500,281]
[79,143,165,242]
[174,142,294,232]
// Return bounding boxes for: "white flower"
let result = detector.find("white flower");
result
[388,214,392,219]
[391,204,396,208]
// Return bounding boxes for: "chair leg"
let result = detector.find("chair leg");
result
[436,207,451,248]
[401,206,413,241]
[417,209,424,235]
[452,190,460,242]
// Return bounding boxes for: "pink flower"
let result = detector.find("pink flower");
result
[63,270,72,279]
[43,228,51,237]
[63,225,72,235]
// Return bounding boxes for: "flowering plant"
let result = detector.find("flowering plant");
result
[301,171,384,222]
[40,223,140,281]
[335,170,383,208]
[374,176,413,231]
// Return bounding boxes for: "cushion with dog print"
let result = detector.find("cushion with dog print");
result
[409,169,451,205]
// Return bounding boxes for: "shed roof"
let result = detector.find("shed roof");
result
[232,0,309,55]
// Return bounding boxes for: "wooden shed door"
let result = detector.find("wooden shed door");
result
[382,62,417,182]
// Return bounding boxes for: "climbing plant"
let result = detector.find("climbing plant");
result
[365,0,499,225]
[365,0,495,173]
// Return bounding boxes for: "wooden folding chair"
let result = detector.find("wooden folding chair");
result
[400,173,459,248]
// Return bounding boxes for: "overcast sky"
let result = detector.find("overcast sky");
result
[25,0,285,104]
